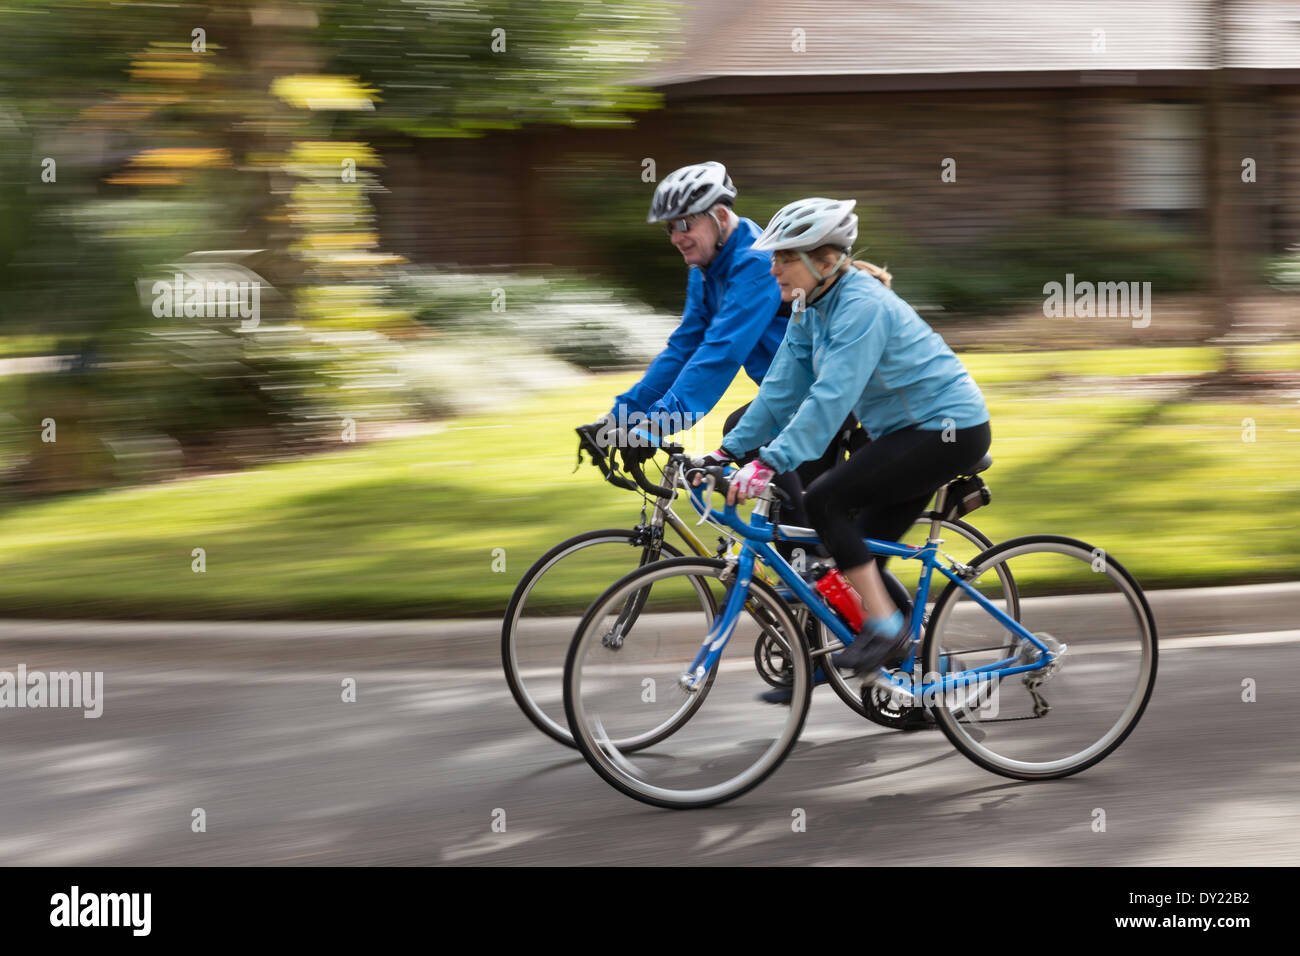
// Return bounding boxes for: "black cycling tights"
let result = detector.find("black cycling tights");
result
[803,421,992,572]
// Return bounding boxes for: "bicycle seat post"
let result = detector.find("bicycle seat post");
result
[928,484,948,544]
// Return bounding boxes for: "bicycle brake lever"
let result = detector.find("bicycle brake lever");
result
[695,475,716,526]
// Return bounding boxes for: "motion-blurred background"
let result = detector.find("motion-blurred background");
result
[0,0,1297,618]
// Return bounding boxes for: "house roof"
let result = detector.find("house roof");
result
[640,0,1300,93]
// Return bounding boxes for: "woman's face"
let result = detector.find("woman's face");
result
[769,250,831,304]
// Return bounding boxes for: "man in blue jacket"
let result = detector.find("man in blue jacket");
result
[586,161,789,448]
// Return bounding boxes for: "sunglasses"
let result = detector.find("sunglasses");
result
[663,215,700,236]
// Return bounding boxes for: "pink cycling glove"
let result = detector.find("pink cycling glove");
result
[731,459,774,501]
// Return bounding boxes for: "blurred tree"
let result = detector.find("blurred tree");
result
[316,0,669,138]
[0,0,673,493]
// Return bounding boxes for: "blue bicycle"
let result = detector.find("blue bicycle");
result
[562,456,1158,809]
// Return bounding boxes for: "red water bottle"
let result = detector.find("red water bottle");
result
[813,566,866,633]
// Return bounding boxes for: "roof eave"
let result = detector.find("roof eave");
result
[641,67,1300,100]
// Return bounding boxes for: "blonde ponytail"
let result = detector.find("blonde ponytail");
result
[852,259,892,288]
[809,244,895,289]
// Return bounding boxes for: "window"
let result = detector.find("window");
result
[1123,103,1202,214]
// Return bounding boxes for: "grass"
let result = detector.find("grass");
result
[0,335,61,359]
[960,346,1217,385]
[0,346,1296,617]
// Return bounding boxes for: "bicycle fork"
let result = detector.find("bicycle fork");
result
[679,549,755,692]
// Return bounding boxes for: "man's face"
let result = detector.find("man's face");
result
[664,210,721,268]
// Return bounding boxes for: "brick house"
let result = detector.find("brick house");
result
[374,0,1300,279]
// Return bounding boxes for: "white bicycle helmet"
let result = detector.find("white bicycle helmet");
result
[646,161,737,223]
[752,197,858,252]
[752,198,859,299]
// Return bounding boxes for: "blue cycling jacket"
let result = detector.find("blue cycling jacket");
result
[721,267,989,474]
[610,217,786,431]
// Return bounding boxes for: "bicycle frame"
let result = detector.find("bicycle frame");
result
[678,489,1057,702]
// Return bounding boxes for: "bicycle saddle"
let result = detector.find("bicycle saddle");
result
[959,453,993,476]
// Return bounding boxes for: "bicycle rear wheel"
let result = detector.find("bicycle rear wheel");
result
[564,557,812,809]
[922,535,1157,779]
[502,529,712,749]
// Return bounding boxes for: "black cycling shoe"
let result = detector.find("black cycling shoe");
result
[831,620,912,675]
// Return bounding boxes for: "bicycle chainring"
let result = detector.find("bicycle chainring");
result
[861,670,933,731]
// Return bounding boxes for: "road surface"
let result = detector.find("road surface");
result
[0,583,1297,865]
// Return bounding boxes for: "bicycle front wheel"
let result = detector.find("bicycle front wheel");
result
[922,535,1157,779]
[564,557,812,809]
[502,528,705,749]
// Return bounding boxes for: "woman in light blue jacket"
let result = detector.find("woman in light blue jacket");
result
[717,198,991,686]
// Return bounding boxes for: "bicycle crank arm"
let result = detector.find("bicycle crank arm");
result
[866,671,916,703]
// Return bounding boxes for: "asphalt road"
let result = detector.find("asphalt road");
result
[0,585,1297,865]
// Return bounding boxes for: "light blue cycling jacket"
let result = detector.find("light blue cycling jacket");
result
[721,267,988,474]
[610,217,786,428]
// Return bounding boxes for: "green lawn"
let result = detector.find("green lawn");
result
[0,346,1296,617]
[0,335,61,359]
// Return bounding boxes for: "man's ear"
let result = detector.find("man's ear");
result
[712,204,734,238]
